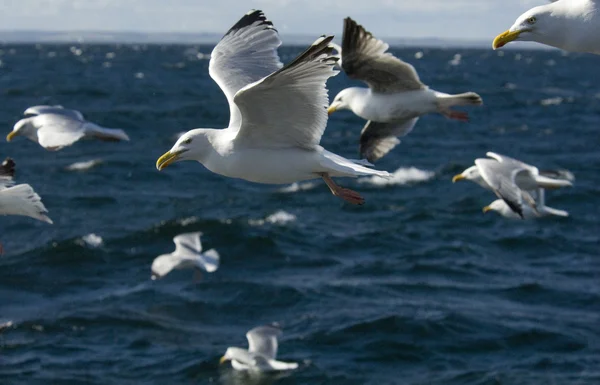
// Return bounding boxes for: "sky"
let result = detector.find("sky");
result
[0,0,545,41]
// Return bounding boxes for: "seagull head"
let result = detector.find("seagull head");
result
[482,199,505,215]
[328,88,361,115]
[493,4,557,49]
[220,347,253,366]
[6,118,36,142]
[156,129,213,171]
[452,165,479,183]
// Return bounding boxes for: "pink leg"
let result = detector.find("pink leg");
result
[320,173,365,205]
[441,109,469,122]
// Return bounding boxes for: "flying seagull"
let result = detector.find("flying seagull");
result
[156,10,389,205]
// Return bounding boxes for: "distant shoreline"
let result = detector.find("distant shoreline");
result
[0,30,552,50]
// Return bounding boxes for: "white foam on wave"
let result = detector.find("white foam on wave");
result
[540,97,564,106]
[0,320,14,331]
[249,210,297,226]
[177,216,198,226]
[66,159,103,171]
[358,167,435,186]
[278,181,318,193]
[80,233,103,248]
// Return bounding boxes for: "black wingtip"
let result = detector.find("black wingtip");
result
[225,9,276,36]
[1,157,15,177]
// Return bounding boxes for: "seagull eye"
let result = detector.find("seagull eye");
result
[527,16,536,24]
[183,138,192,144]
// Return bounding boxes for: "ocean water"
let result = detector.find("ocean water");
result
[0,43,599,385]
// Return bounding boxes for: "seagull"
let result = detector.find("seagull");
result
[151,232,219,280]
[483,188,569,219]
[0,157,53,253]
[7,106,130,151]
[493,0,600,54]
[452,152,572,218]
[327,17,483,163]
[155,10,389,205]
[220,324,298,372]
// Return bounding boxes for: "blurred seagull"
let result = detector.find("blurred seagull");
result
[220,324,298,372]
[328,18,483,163]
[151,232,219,280]
[156,10,389,205]
[7,106,129,151]
[453,152,572,218]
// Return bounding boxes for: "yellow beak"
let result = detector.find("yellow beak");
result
[327,106,337,115]
[6,131,17,142]
[492,30,521,49]
[452,174,465,183]
[482,206,492,213]
[156,150,181,171]
[219,356,228,365]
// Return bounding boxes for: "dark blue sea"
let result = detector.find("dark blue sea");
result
[0,43,599,385]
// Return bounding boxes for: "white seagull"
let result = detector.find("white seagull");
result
[151,232,219,280]
[327,18,483,163]
[453,152,572,218]
[7,106,129,151]
[0,157,53,253]
[220,324,299,372]
[493,0,600,54]
[156,10,389,205]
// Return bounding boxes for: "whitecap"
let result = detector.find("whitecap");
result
[65,159,103,171]
[80,233,103,248]
[358,167,435,186]
[540,97,563,106]
[277,182,318,193]
[0,320,13,331]
[249,210,297,226]
[177,216,198,226]
[448,54,461,66]
[414,51,424,59]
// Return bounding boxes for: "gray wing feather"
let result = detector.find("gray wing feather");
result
[359,118,419,163]
[475,159,532,218]
[342,17,425,93]
[233,36,338,150]
[246,324,282,359]
[209,10,283,130]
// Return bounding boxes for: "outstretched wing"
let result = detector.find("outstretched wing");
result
[232,36,338,149]
[359,118,419,163]
[24,105,84,121]
[33,114,87,150]
[341,17,425,93]
[246,324,282,360]
[173,232,203,256]
[485,152,538,174]
[209,10,283,130]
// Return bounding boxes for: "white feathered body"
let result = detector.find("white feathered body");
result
[346,87,480,123]
[346,88,437,122]
[201,132,388,184]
